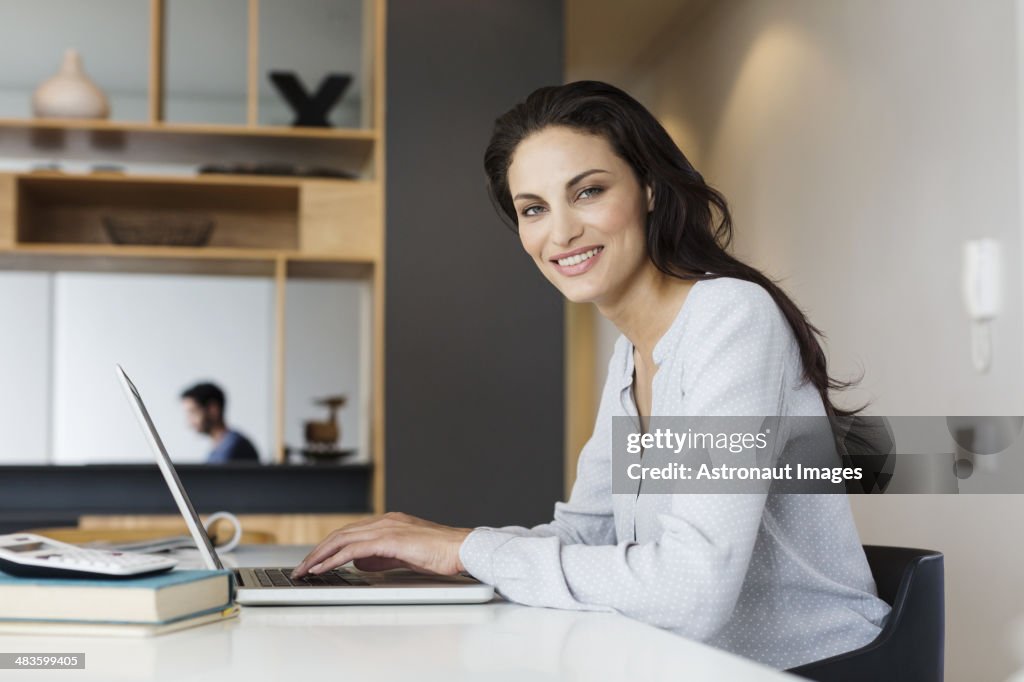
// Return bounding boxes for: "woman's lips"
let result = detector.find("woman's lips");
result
[552,246,604,277]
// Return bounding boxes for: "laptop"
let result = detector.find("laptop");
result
[115,364,494,606]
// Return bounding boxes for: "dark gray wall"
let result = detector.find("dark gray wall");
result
[385,0,565,527]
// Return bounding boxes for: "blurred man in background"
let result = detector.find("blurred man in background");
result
[180,382,260,464]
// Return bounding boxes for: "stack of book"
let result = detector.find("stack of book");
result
[0,569,237,636]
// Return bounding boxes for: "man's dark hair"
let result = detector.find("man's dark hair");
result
[181,382,226,412]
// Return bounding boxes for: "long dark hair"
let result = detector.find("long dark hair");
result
[484,80,865,419]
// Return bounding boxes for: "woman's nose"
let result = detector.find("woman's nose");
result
[550,209,583,247]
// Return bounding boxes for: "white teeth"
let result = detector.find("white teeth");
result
[557,247,602,267]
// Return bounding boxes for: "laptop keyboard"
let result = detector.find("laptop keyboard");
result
[253,567,371,588]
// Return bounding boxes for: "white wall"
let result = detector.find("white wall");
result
[644,0,1022,416]
[0,273,52,463]
[574,0,1024,679]
[0,271,367,466]
[52,272,276,464]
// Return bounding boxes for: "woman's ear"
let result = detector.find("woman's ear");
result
[646,184,654,212]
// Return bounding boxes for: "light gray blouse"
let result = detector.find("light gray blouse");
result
[458,276,892,670]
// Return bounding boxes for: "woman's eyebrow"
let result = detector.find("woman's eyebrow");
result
[513,168,610,202]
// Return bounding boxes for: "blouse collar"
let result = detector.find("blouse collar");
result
[617,277,710,389]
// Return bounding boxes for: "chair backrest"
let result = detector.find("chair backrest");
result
[787,545,944,681]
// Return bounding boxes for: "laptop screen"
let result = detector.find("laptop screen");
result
[115,364,224,571]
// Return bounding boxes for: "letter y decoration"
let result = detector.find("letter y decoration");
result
[269,71,353,127]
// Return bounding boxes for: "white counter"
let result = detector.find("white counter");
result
[0,545,799,681]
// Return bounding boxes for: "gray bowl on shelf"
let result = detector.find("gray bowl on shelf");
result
[103,214,215,247]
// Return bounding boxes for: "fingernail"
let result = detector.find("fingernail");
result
[310,563,324,574]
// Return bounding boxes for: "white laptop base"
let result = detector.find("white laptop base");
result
[115,364,494,606]
[233,567,493,606]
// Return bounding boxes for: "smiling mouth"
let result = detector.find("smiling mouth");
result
[552,246,604,267]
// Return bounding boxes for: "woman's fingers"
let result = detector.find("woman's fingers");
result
[293,529,385,577]
[290,513,466,579]
[293,518,408,575]
[307,539,395,575]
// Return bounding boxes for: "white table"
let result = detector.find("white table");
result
[0,545,798,681]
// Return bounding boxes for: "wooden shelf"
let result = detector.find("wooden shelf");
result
[17,170,364,188]
[5,243,377,264]
[9,244,285,261]
[17,174,302,250]
[0,117,378,142]
[0,245,375,279]
[6,172,382,262]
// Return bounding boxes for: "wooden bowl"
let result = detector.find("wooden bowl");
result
[103,213,215,246]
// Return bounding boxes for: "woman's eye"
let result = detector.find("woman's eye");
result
[520,188,600,216]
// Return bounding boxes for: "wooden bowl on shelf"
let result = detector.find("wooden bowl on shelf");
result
[103,213,215,247]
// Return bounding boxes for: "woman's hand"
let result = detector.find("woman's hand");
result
[290,512,474,579]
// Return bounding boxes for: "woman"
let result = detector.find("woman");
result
[291,81,891,670]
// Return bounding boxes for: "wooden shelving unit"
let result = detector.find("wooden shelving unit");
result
[0,117,379,141]
[0,0,389,535]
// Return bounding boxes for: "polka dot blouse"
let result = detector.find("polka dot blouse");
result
[458,276,892,670]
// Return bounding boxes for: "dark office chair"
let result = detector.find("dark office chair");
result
[787,545,945,682]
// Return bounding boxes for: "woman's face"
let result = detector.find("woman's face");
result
[507,126,653,306]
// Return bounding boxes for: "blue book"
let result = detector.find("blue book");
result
[0,605,240,638]
[0,569,234,624]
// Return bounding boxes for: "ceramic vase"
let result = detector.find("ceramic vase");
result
[32,49,110,119]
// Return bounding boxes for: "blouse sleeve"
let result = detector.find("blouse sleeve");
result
[458,283,793,640]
